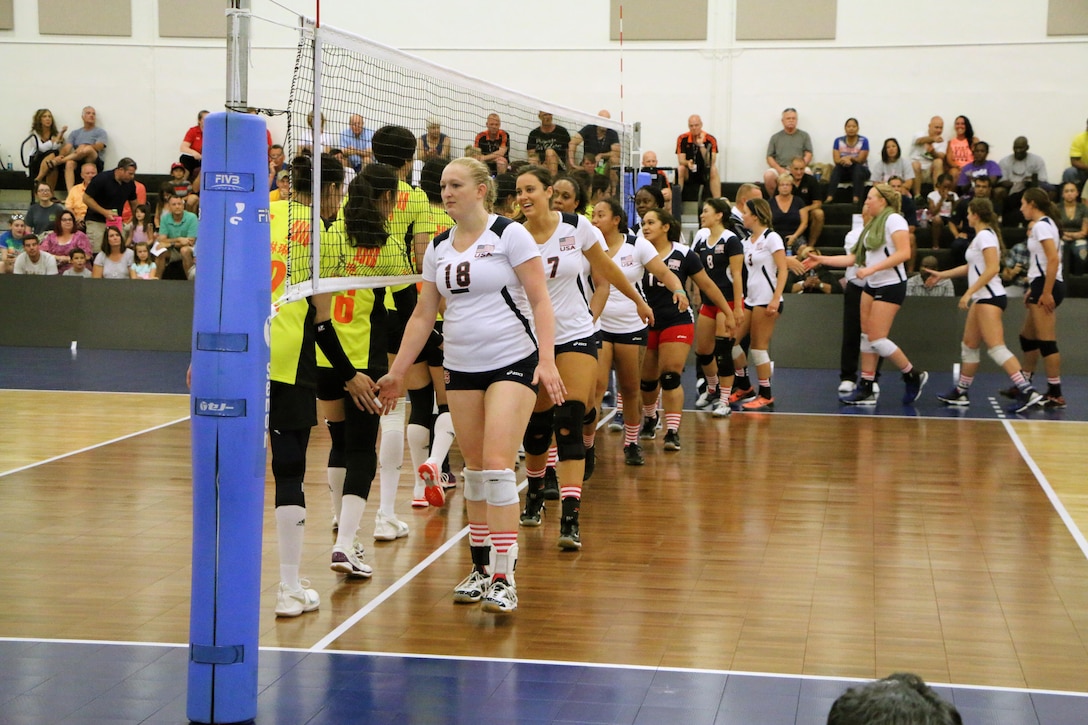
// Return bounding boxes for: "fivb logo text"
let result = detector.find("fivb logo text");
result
[204,172,255,192]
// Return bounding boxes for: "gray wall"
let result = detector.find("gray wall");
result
[1,278,1085,375]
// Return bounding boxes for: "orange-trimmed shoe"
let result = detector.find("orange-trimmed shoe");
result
[418,461,446,507]
[741,395,775,411]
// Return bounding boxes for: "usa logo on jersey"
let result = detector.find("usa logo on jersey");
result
[474,244,494,258]
[559,236,576,252]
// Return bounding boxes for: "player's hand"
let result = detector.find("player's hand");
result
[637,299,656,326]
[344,372,382,414]
[533,358,566,406]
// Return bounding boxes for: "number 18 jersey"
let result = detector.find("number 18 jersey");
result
[425,214,541,373]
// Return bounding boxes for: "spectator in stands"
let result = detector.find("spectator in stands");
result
[889,176,918,272]
[268,144,286,190]
[27,109,67,190]
[25,182,64,235]
[785,157,824,244]
[907,255,954,296]
[156,194,198,279]
[130,242,157,280]
[764,108,813,195]
[869,138,915,192]
[1061,116,1088,193]
[93,226,133,279]
[339,115,373,170]
[121,175,147,227]
[40,210,91,275]
[790,245,838,294]
[824,118,870,205]
[330,148,356,191]
[589,174,612,206]
[1058,181,1088,275]
[493,172,517,218]
[640,150,672,205]
[0,213,29,257]
[56,106,108,193]
[298,111,335,156]
[474,113,510,175]
[771,173,808,253]
[955,141,1002,196]
[161,162,196,214]
[417,118,451,162]
[950,176,995,267]
[527,111,571,176]
[9,234,57,275]
[676,114,721,201]
[65,163,97,225]
[909,116,947,193]
[569,110,621,170]
[270,169,290,203]
[926,173,958,249]
[83,157,138,254]
[998,137,1049,226]
[64,248,91,277]
[179,110,208,182]
[944,115,977,183]
[1002,234,1030,297]
[126,203,155,248]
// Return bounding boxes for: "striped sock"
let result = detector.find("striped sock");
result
[1011,370,1032,393]
[560,485,581,501]
[490,531,517,554]
[706,374,719,392]
[469,522,489,548]
[624,422,640,446]
[546,446,558,468]
[957,374,974,391]
[583,432,595,449]
[642,402,657,419]
[665,412,682,432]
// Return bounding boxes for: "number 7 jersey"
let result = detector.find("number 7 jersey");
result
[425,214,542,373]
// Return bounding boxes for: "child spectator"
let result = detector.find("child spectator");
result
[126,204,155,248]
[64,248,92,277]
[926,174,958,249]
[130,242,157,279]
[26,182,65,234]
[0,214,29,254]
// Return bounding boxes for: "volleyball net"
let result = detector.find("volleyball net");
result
[279,18,635,307]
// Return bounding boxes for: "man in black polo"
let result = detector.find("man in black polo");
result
[83,158,138,253]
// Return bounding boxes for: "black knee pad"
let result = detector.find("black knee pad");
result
[660,371,683,391]
[1039,340,1059,357]
[1020,335,1040,353]
[640,379,658,393]
[408,383,435,428]
[715,337,734,371]
[522,408,554,456]
[325,419,345,468]
[739,334,751,353]
[553,400,587,461]
[695,352,714,368]
[583,406,597,426]
[270,428,309,507]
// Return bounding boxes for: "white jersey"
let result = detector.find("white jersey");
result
[966,228,1006,300]
[860,213,909,289]
[843,227,863,288]
[599,233,656,334]
[744,229,785,307]
[1026,216,1063,283]
[538,211,601,345]
[424,214,540,372]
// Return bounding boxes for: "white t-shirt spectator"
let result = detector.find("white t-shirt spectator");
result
[14,251,58,275]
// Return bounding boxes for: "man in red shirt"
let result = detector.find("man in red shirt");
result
[676,115,720,201]
[474,113,510,175]
[179,110,209,182]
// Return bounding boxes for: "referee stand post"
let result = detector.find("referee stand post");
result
[187,111,271,725]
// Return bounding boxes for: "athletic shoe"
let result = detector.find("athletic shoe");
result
[542,467,560,501]
[741,395,775,411]
[842,382,877,406]
[453,569,490,603]
[695,388,718,410]
[274,580,319,618]
[607,410,624,432]
[520,494,545,527]
[1043,394,1067,409]
[331,516,339,532]
[937,388,970,406]
[663,430,681,451]
[558,517,582,550]
[410,497,429,509]
[902,370,928,404]
[331,545,373,578]
[440,471,458,490]
[418,461,446,507]
[1000,373,1031,399]
[583,445,595,481]
[728,387,756,405]
[639,413,659,440]
[838,379,856,395]
[1010,389,1046,414]
[481,577,518,613]
[624,443,645,466]
[710,400,731,417]
[373,511,409,541]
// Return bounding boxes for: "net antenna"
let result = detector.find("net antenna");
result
[280,18,635,309]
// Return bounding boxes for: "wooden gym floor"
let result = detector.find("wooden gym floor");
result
[1,348,1087,723]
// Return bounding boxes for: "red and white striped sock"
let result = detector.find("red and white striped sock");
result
[547,446,558,468]
[469,522,489,548]
[665,412,682,432]
[560,485,581,501]
[642,402,657,419]
[957,374,974,391]
[706,374,719,392]
[624,422,640,446]
[490,531,517,554]
[583,432,595,449]
[615,391,623,409]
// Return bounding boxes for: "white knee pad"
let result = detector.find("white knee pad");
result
[859,334,873,354]
[463,469,486,502]
[961,343,981,364]
[869,337,899,358]
[380,398,406,433]
[484,469,519,507]
[988,345,1015,368]
[732,344,745,360]
[750,348,770,366]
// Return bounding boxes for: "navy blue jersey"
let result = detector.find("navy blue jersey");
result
[642,241,703,329]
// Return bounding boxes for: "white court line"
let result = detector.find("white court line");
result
[0,416,191,478]
[312,408,619,651]
[1003,418,1088,562]
[0,388,188,398]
